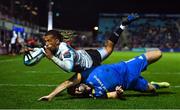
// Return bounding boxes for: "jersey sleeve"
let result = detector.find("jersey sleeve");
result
[51,44,75,72]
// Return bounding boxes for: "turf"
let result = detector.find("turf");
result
[0,52,180,109]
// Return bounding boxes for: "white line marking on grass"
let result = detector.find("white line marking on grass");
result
[143,72,180,75]
[23,71,62,74]
[0,84,58,87]
[0,59,20,63]
[5,70,180,75]
[170,86,180,88]
[0,84,180,88]
[27,71,66,74]
[6,70,64,74]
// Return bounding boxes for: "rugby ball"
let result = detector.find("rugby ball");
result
[24,48,45,66]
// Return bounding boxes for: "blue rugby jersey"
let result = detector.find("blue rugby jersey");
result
[82,54,148,97]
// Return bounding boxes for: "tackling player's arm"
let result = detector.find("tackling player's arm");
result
[107,86,124,99]
[38,73,82,101]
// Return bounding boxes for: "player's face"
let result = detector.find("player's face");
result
[43,35,59,51]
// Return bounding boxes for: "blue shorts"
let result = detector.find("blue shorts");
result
[125,54,149,91]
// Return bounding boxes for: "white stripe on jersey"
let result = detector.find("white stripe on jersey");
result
[76,50,93,69]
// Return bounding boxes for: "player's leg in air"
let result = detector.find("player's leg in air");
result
[97,13,139,61]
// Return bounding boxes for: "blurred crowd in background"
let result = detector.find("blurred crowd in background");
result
[97,15,180,51]
[0,3,42,55]
[1,2,180,55]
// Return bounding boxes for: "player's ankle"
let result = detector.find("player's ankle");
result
[120,24,126,30]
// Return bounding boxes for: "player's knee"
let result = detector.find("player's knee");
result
[155,50,162,59]
[145,50,162,64]
[105,46,113,55]
[104,40,114,54]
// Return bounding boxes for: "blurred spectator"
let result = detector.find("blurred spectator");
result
[26,36,37,48]
[0,40,2,47]
[10,31,17,55]
[4,31,11,54]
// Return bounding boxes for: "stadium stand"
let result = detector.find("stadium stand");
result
[97,14,180,52]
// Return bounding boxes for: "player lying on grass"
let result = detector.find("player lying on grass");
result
[24,13,139,73]
[67,50,170,99]
[38,50,170,101]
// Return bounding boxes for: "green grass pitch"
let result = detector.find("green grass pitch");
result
[0,52,180,109]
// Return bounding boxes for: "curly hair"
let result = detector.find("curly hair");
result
[45,30,63,42]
